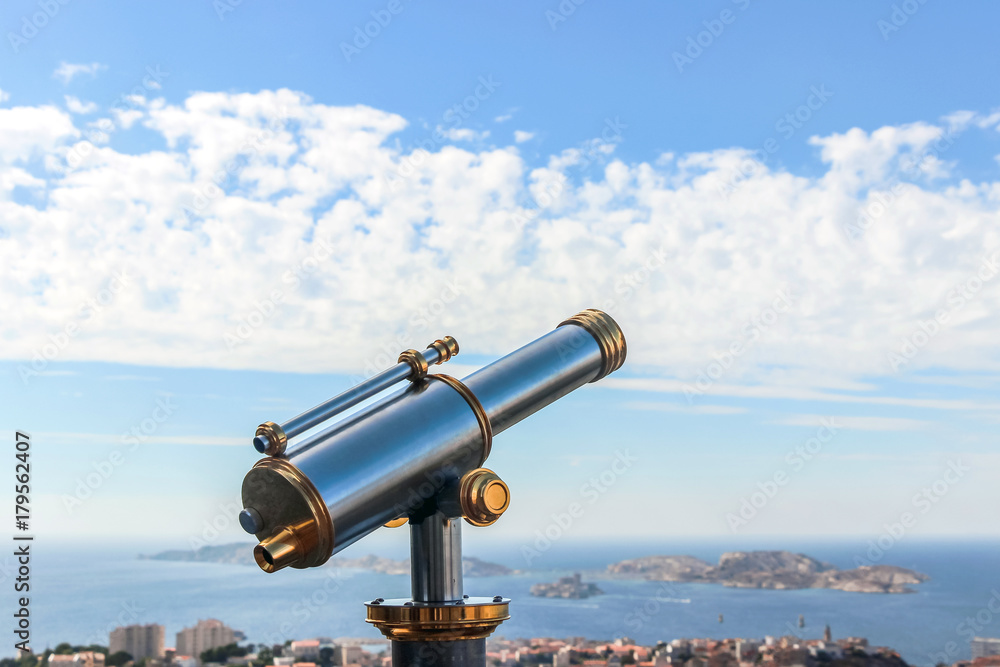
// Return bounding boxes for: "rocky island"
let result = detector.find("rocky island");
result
[141,543,512,576]
[607,550,928,593]
[531,573,603,599]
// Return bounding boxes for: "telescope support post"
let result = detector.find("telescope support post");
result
[410,511,464,603]
[391,638,486,667]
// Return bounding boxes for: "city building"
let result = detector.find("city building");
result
[290,641,320,661]
[175,619,236,664]
[74,652,106,667]
[973,638,1000,660]
[334,646,362,667]
[110,623,166,660]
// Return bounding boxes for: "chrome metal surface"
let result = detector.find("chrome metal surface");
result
[281,361,413,440]
[462,324,603,435]
[253,342,454,452]
[242,310,625,563]
[410,512,463,602]
[286,379,484,554]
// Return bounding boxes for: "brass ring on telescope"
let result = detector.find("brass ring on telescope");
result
[425,374,493,465]
[255,421,288,457]
[366,597,510,641]
[398,349,430,380]
[558,308,628,381]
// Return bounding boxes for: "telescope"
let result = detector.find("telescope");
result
[238,309,626,667]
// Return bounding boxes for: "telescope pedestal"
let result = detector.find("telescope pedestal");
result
[391,638,486,667]
[367,512,509,667]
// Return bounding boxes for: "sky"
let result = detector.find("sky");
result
[1,2,999,554]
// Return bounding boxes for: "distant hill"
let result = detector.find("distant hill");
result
[607,550,928,593]
[140,543,512,576]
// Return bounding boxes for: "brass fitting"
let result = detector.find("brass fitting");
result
[460,468,510,527]
[242,458,333,573]
[397,349,430,380]
[254,421,288,457]
[558,309,627,381]
[367,597,510,642]
[254,519,319,573]
[428,336,459,363]
[425,374,493,464]
[399,336,461,382]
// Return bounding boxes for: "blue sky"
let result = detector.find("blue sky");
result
[1,1,999,550]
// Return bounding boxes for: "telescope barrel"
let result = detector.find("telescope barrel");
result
[252,336,460,455]
[241,309,625,572]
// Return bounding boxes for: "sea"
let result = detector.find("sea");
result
[18,538,1000,667]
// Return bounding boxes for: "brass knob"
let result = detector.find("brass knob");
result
[460,468,510,527]
[254,421,287,457]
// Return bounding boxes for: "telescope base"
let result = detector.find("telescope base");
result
[391,638,485,667]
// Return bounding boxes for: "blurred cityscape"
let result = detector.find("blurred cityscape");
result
[4,619,1000,667]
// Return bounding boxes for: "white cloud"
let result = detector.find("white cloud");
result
[0,105,78,165]
[65,95,98,114]
[625,402,747,415]
[0,89,9,104]
[36,431,244,446]
[605,379,1000,412]
[53,61,105,85]
[770,414,932,431]
[513,130,535,143]
[1,89,999,405]
[439,126,489,142]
